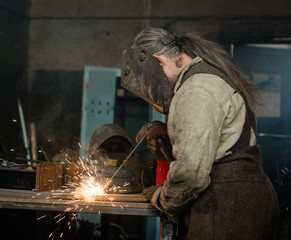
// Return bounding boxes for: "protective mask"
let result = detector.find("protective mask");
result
[121,48,173,115]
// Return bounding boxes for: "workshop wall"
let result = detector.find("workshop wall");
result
[0,0,29,79]
[26,0,291,158]
[28,0,291,76]
[0,0,30,155]
[2,0,291,157]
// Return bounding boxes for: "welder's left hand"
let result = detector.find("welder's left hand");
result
[142,184,164,212]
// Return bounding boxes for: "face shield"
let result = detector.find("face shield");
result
[120,48,173,115]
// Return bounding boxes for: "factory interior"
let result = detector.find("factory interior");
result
[0,0,291,239]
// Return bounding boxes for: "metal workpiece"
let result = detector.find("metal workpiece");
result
[0,188,159,216]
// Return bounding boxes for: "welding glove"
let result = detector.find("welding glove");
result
[144,185,180,225]
[136,121,171,160]
[142,184,164,212]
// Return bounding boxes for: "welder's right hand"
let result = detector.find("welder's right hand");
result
[136,121,170,158]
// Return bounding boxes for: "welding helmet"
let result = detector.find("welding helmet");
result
[88,124,156,192]
[89,124,131,149]
[88,124,132,163]
[121,48,173,115]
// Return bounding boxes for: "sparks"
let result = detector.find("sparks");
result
[36,215,47,221]
[56,216,66,223]
[73,175,106,202]
[45,153,111,238]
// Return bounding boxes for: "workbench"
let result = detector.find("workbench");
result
[0,188,159,216]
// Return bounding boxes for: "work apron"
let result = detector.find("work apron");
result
[182,146,279,240]
[177,60,279,240]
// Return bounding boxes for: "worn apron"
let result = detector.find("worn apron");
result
[177,61,280,240]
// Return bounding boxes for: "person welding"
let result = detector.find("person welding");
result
[121,28,279,240]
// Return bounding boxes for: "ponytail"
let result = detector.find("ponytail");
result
[178,31,258,112]
[133,28,258,112]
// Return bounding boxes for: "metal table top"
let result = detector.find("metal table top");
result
[0,188,159,216]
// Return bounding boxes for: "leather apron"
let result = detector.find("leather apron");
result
[177,61,280,240]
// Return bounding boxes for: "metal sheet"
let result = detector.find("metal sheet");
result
[50,191,149,202]
[0,188,159,216]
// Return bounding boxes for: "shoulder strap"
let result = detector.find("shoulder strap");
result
[179,61,256,153]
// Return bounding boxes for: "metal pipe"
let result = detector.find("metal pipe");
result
[18,99,31,164]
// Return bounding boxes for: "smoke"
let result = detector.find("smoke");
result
[30,70,83,159]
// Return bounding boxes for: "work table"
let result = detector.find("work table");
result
[0,188,159,216]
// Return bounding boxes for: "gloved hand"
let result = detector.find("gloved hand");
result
[142,184,164,212]
[143,185,179,223]
[136,121,170,159]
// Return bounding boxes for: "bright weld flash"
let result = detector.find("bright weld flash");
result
[74,176,106,202]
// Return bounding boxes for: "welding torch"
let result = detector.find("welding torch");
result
[155,137,174,163]
[104,123,174,191]
[147,123,174,163]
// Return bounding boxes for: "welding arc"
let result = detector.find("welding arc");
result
[104,124,153,190]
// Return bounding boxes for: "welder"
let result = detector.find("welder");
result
[121,28,279,239]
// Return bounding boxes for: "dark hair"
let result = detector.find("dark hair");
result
[133,28,258,112]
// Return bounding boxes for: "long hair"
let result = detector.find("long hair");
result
[133,28,258,113]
